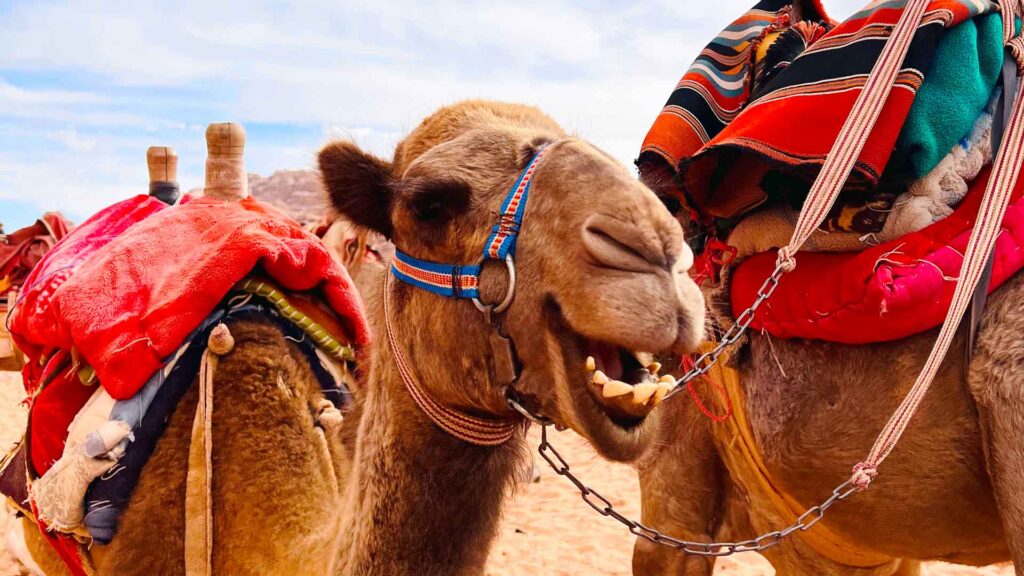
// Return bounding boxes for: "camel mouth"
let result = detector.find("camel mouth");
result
[581,341,672,427]
[540,303,681,462]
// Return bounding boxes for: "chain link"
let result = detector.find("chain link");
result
[664,261,787,400]
[537,425,860,557]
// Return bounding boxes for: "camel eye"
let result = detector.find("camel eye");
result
[406,179,471,223]
[412,193,445,221]
[518,137,553,167]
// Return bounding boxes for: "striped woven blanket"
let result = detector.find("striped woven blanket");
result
[639,0,998,226]
[638,0,1024,345]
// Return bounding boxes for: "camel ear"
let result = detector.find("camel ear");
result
[318,141,394,237]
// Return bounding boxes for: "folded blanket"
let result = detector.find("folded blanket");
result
[637,0,828,175]
[727,205,869,261]
[11,195,369,401]
[879,85,1000,241]
[737,84,1003,252]
[888,11,1004,180]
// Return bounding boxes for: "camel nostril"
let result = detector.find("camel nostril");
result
[581,214,667,273]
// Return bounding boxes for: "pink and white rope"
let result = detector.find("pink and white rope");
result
[853,47,1024,489]
[777,0,930,269]
[774,0,1024,489]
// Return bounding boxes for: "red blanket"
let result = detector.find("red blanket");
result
[12,195,369,401]
[731,166,1024,343]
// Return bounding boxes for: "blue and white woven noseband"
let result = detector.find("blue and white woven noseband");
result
[391,143,552,312]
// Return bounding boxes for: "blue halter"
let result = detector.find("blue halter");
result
[390,144,551,311]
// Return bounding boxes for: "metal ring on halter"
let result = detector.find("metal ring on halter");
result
[505,387,552,425]
[472,254,516,314]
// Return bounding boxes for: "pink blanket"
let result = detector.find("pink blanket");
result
[731,167,1024,343]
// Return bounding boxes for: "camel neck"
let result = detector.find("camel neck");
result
[338,344,524,576]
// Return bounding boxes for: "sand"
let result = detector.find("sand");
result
[0,370,1012,575]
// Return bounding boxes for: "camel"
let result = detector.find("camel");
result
[630,164,1022,575]
[309,213,393,298]
[13,131,360,575]
[15,100,705,575]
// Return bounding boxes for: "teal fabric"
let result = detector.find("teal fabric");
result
[891,12,1003,180]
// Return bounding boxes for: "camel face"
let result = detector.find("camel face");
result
[319,101,704,462]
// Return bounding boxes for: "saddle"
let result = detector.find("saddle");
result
[639,0,1024,558]
[0,194,369,576]
[0,213,72,367]
[639,0,1020,344]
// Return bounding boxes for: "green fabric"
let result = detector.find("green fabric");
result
[891,12,1003,180]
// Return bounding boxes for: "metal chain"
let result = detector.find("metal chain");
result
[508,258,817,557]
[665,260,788,400]
[536,425,860,557]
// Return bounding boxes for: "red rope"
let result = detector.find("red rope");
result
[691,238,737,286]
[680,356,733,422]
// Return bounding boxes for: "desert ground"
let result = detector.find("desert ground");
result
[0,370,1013,575]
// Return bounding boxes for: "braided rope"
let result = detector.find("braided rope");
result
[853,46,1024,489]
[235,278,356,361]
[777,0,930,270]
[382,268,517,446]
[772,0,1024,489]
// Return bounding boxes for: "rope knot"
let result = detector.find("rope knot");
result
[851,462,878,491]
[207,323,235,356]
[776,247,797,273]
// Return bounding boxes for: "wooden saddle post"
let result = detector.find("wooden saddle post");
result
[203,123,248,200]
[146,146,180,205]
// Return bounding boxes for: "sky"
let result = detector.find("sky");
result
[0,0,864,230]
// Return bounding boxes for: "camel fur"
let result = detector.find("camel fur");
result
[633,166,1023,575]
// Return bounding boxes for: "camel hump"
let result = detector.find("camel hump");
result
[204,122,248,200]
[146,146,180,205]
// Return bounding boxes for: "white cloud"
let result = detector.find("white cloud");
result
[51,129,98,152]
[0,80,106,106]
[0,0,874,225]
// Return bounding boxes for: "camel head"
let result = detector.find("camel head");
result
[318,101,704,461]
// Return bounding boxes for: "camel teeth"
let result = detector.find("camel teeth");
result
[602,379,633,398]
[635,352,655,365]
[631,382,658,404]
[585,356,596,371]
[652,383,671,405]
[592,370,610,385]
[646,362,662,375]
[658,374,675,385]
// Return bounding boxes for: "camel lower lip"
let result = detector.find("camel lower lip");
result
[542,301,668,462]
